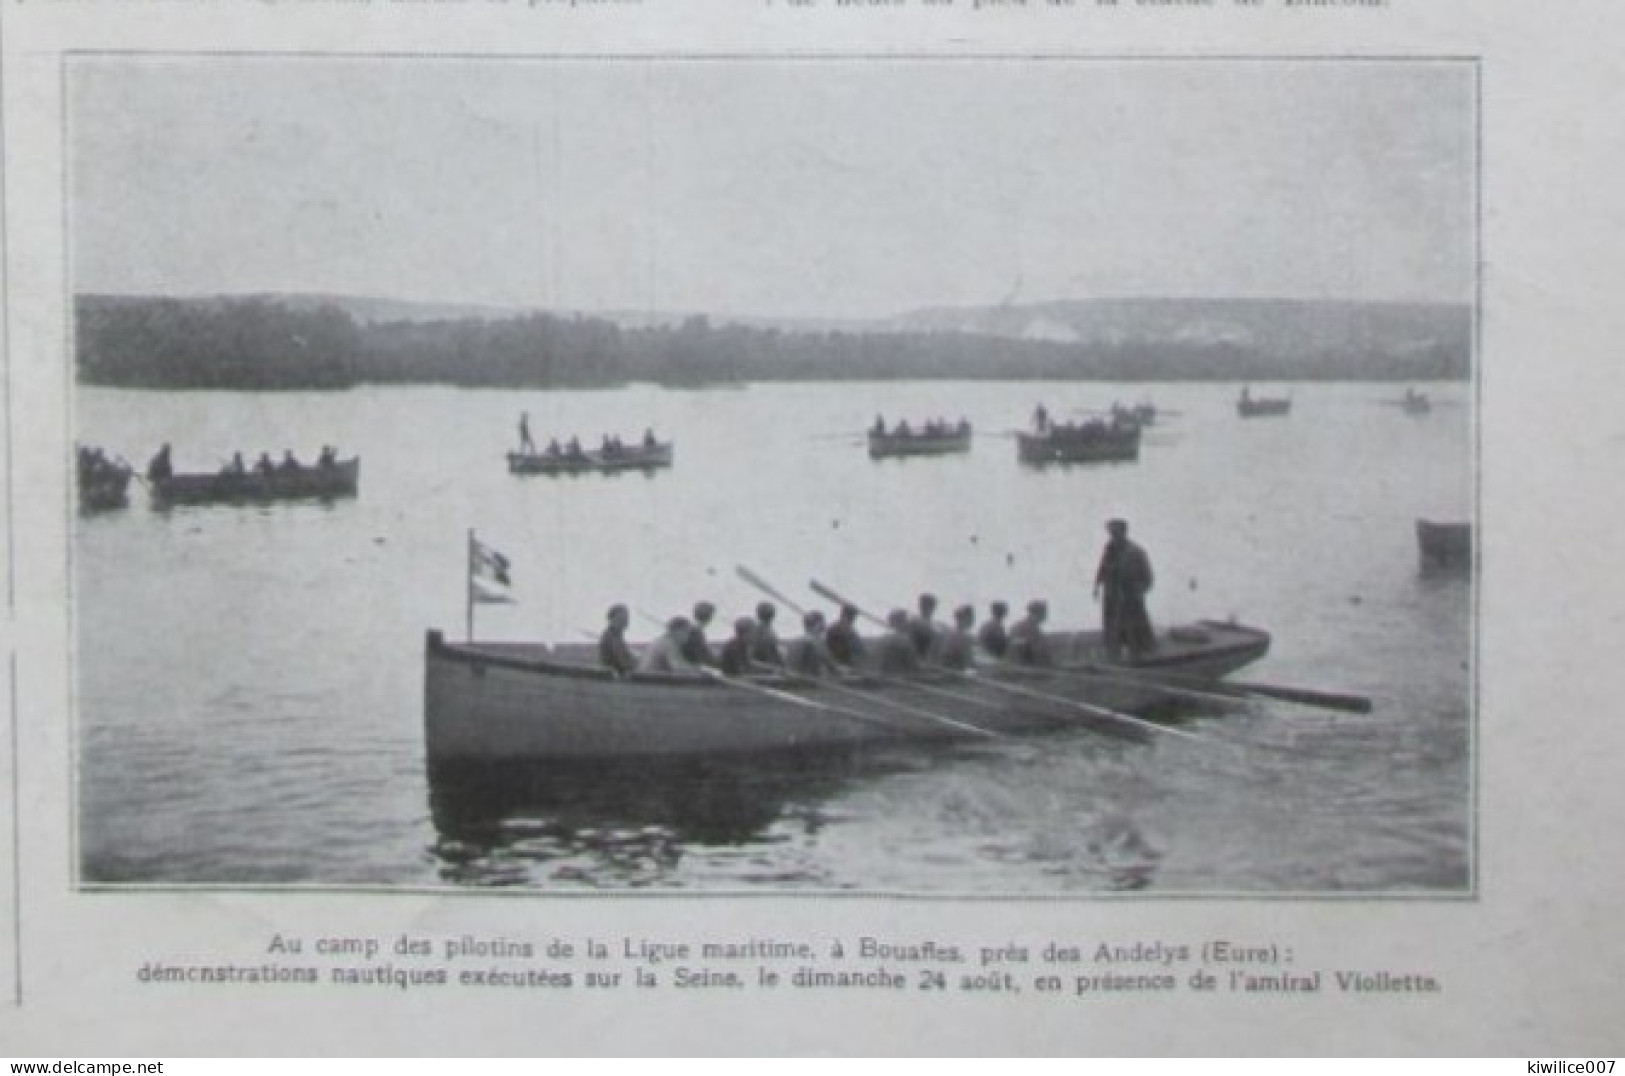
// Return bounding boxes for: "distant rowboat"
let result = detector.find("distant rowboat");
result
[508,441,674,476]
[1016,423,1141,465]
[867,425,972,460]
[1237,392,1291,418]
[423,619,1271,766]
[150,458,359,506]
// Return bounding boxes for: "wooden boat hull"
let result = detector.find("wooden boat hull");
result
[1417,518,1471,569]
[1237,398,1291,418]
[867,431,972,459]
[423,620,1270,765]
[150,458,359,506]
[507,443,673,476]
[1015,427,1140,465]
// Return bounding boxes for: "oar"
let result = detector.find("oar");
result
[1041,664,1263,711]
[736,566,812,617]
[808,580,888,627]
[1142,667,1372,714]
[751,661,1002,740]
[810,578,1200,743]
[694,666,922,736]
[952,669,1205,743]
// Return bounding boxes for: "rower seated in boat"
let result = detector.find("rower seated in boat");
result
[637,617,698,675]
[219,452,247,476]
[935,605,977,671]
[718,617,757,676]
[681,601,718,666]
[1007,600,1054,666]
[978,600,1010,659]
[545,438,562,457]
[599,604,637,677]
[751,602,785,668]
[317,445,338,469]
[786,611,840,678]
[878,609,921,674]
[908,593,943,658]
[872,414,885,435]
[254,452,276,476]
[566,436,585,461]
[825,604,866,669]
[643,428,658,449]
[279,450,302,473]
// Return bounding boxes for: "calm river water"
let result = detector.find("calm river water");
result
[75,380,1472,893]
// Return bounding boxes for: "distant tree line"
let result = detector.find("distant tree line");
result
[75,295,1471,390]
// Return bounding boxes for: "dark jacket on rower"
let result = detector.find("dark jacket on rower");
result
[825,608,865,668]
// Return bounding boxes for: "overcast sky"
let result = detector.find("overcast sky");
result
[71,57,1475,319]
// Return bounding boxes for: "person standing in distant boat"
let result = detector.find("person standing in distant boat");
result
[519,412,535,455]
[599,604,637,677]
[1094,518,1156,662]
[978,600,1010,659]
[146,443,173,483]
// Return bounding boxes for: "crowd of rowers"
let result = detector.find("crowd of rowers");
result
[516,413,661,460]
[597,594,1055,680]
[870,415,972,439]
[142,443,344,482]
[1030,402,1147,437]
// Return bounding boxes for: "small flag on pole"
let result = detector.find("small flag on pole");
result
[470,536,515,604]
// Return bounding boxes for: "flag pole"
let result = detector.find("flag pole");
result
[466,527,475,643]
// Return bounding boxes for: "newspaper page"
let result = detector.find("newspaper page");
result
[1,0,1621,1057]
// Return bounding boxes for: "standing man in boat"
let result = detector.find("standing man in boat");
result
[519,412,535,455]
[978,600,1010,659]
[1094,518,1156,662]
[146,443,173,483]
[599,604,637,677]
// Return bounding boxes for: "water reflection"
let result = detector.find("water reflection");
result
[426,750,873,887]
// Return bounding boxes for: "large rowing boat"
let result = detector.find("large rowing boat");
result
[423,620,1271,766]
[150,458,360,506]
[507,441,674,476]
[867,425,972,460]
[1015,423,1141,465]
